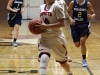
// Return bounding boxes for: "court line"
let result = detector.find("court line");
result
[72,61,94,75]
[1,46,8,55]
[86,31,100,75]
[92,31,100,38]
[91,31,100,46]
[93,40,100,46]
[0,70,38,73]
[86,66,94,75]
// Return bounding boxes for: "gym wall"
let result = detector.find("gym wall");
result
[0,0,100,22]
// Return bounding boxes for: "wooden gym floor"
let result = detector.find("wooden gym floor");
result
[0,19,100,75]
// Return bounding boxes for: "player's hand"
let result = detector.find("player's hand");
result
[35,26,44,33]
[35,22,47,30]
[13,9,19,13]
[20,9,24,13]
[70,19,75,26]
[87,14,92,20]
[35,24,46,33]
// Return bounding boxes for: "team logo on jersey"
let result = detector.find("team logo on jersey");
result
[40,12,52,17]
[74,8,87,11]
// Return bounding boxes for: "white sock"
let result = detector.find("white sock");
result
[40,67,47,75]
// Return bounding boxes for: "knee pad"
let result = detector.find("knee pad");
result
[40,54,49,75]
[40,54,49,68]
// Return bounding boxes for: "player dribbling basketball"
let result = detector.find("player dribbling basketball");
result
[35,0,73,75]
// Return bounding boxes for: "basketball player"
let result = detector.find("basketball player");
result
[35,0,73,75]
[7,0,25,47]
[66,0,95,66]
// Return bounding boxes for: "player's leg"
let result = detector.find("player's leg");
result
[38,39,51,75]
[7,13,14,35]
[8,27,14,37]
[70,25,80,47]
[80,22,91,67]
[12,24,20,47]
[52,38,73,75]
[80,34,87,67]
[39,54,50,75]
[59,62,73,75]
[70,25,88,67]
[7,13,16,44]
[12,14,22,47]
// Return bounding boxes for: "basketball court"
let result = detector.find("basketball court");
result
[0,0,100,75]
[0,19,100,75]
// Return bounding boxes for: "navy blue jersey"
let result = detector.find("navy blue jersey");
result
[72,0,88,23]
[10,0,23,13]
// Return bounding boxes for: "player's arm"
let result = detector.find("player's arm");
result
[42,18,65,29]
[7,0,18,13]
[38,18,65,30]
[66,1,75,25]
[35,19,65,31]
[21,0,25,13]
[87,2,96,20]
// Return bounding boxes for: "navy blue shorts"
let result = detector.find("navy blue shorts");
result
[70,21,91,42]
[7,13,22,27]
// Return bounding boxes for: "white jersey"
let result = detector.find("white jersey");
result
[38,2,68,62]
[55,0,66,11]
[40,2,65,39]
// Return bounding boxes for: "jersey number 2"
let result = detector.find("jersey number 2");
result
[78,12,82,18]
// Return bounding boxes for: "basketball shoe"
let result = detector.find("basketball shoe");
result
[82,59,87,67]
[12,41,17,47]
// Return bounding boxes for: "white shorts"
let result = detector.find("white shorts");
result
[38,36,68,62]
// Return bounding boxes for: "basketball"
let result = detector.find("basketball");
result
[28,19,44,34]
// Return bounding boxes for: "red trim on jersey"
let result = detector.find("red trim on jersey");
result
[62,44,68,55]
[56,60,67,64]
[44,4,49,11]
